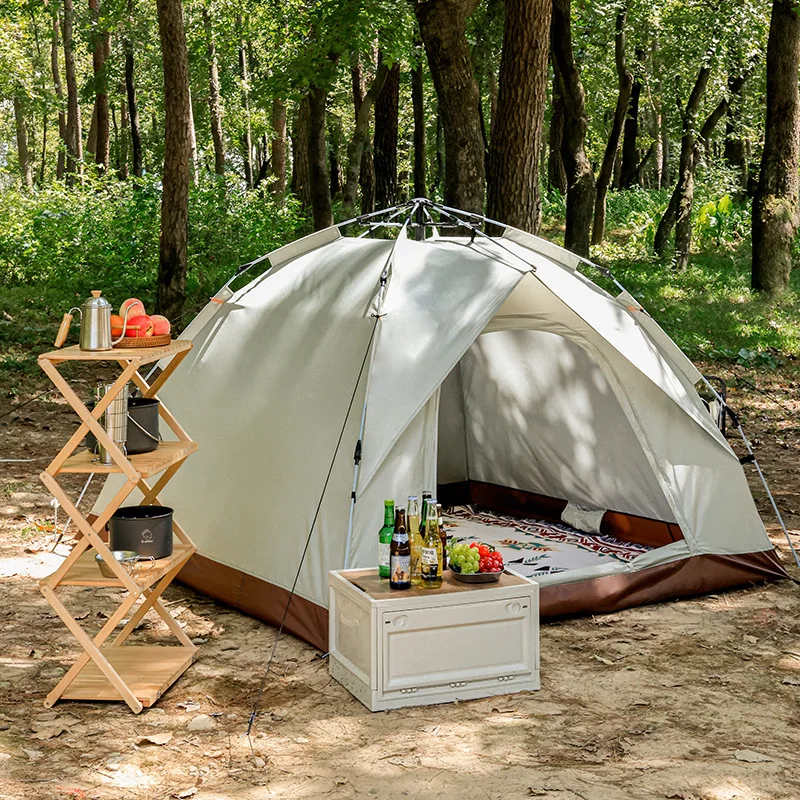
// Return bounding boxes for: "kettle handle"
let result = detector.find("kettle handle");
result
[111,304,133,346]
[54,307,80,347]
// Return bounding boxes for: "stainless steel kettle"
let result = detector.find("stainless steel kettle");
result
[54,291,130,351]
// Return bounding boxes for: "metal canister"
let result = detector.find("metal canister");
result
[95,382,129,464]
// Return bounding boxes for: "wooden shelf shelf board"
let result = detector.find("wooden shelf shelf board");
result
[57,440,198,476]
[43,543,195,589]
[38,339,192,365]
[59,646,196,706]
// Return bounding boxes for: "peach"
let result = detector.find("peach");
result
[150,314,171,336]
[126,314,154,337]
[110,314,125,337]
[120,298,146,320]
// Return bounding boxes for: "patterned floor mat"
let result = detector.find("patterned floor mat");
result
[444,506,653,578]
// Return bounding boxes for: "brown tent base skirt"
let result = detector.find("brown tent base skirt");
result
[177,549,788,652]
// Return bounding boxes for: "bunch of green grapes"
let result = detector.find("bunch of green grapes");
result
[447,541,480,574]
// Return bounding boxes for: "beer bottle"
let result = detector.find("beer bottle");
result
[378,499,394,578]
[419,490,432,537]
[420,499,443,589]
[389,506,411,590]
[436,502,448,571]
[407,495,422,586]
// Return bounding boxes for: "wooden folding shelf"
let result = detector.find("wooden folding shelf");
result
[37,340,198,713]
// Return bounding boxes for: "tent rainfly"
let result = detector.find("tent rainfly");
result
[94,200,788,650]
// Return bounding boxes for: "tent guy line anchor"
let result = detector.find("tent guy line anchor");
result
[245,202,422,737]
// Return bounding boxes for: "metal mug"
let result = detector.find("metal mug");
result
[54,291,131,351]
[94,382,129,464]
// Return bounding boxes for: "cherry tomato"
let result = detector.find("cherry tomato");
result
[469,542,478,549]
[478,545,490,558]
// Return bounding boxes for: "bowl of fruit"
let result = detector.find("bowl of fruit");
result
[448,542,504,583]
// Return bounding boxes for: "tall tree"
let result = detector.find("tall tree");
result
[13,97,33,188]
[618,47,644,189]
[123,10,143,179]
[270,97,287,197]
[238,19,253,188]
[551,0,595,256]
[308,85,333,229]
[752,0,800,294]
[343,61,389,209]
[155,0,191,320]
[62,0,83,184]
[653,62,712,266]
[50,11,67,181]
[591,6,633,245]
[292,97,312,208]
[88,0,111,172]
[547,83,567,194]
[415,0,485,213]
[411,49,426,199]
[373,58,400,209]
[204,10,225,175]
[486,0,552,233]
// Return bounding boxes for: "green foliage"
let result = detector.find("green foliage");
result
[0,174,308,387]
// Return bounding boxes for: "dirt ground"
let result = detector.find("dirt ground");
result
[2,362,800,800]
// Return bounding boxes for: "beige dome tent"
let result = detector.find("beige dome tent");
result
[94,200,788,650]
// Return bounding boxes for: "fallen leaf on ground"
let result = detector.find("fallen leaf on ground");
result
[734,749,773,763]
[23,748,43,761]
[593,655,614,666]
[171,788,197,799]
[137,732,173,746]
[781,677,800,686]
[177,702,201,713]
[743,634,758,644]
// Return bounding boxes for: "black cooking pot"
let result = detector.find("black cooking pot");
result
[84,397,160,455]
[108,505,173,560]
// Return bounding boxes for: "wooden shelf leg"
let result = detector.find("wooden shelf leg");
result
[42,585,143,713]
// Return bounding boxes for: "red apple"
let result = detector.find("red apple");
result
[110,314,125,337]
[150,314,171,336]
[126,314,154,337]
[120,298,146,321]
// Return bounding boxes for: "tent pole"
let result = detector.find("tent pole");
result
[698,376,800,569]
[343,401,368,569]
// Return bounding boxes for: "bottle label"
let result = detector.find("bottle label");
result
[390,555,411,585]
[421,547,438,565]
[378,542,390,568]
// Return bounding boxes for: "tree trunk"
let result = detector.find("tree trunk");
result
[412,56,426,198]
[591,7,633,245]
[307,86,333,230]
[653,64,712,265]
[204,10,225,175]
[13,98,34,189]
[156,0,191,320]
[374,58,400,209]
[51,12,67,181]
[292,97,312,208]
[88,0,110,172]
[124,34,143,178]
[270,97,287,197]
[619,47,644,188]
[119,96,129,179]
[547,81,567,193]
[86,104,98,158]
[343,61,390,209]
[62,0,83,184]
[187,89,199,184]
[724,73,747,195]
[486,0,552,233]
[238,20,253,188]
[551,0,596,256]
[752,0,800,294]
[432,110,444,195]
[415,0,485,213]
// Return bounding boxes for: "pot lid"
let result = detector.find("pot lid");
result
[82,290,112,309]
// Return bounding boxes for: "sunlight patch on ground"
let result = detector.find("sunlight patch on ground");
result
[0,551,62,579]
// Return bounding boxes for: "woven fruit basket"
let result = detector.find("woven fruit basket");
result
[113,334,172,349]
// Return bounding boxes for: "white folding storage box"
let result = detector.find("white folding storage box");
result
[329,568,540,711]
